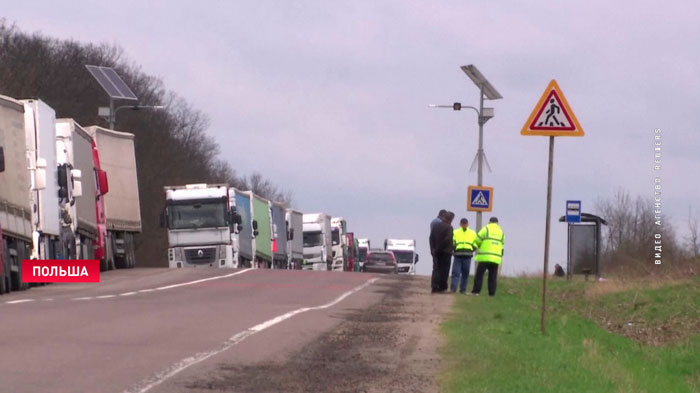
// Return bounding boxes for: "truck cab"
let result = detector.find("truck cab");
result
[384,239,418,274]
[356,238,370,271]
[163,184,240,268]
[302,213,332,271]
[330,217,347,271]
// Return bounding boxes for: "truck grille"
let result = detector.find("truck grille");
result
[185,247,217,265]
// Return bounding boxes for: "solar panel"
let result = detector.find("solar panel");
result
[85,65,138,101]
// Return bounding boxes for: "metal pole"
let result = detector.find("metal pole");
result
[476,86,485,231]
[109,98,115,129]
[541,136,555,335]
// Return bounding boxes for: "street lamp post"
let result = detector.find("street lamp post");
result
[429,65,502,231]
[98,105,166,130]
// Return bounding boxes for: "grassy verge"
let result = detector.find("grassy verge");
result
[440,276,700,393]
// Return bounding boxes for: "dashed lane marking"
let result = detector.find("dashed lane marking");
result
[123,276,380,393]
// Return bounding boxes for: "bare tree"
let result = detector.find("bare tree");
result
[687,206,699,258]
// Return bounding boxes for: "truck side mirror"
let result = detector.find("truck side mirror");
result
[252,220,258,230]
[98,169,109,195]
[415,254,419,263]
[0,147,5,173]
[289,228,294,241]
[71,169,83,198]
[159,208,167,228]
[34,158,47,190]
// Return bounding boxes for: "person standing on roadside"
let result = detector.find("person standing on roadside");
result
[431,209,447,231]
[451,218,477,294]
[430,211,455,293]
[471,216,505,296]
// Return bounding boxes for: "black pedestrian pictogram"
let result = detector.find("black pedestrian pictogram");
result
[539,98,562,127]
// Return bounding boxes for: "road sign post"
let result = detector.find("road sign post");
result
[521,79,584,335]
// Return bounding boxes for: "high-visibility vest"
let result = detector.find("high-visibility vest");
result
[453,228,477,254]
[474,223,505,264]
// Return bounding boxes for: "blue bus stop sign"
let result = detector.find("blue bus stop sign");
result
[566,200,581,223]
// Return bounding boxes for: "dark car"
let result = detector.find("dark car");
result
[363,251,398,274]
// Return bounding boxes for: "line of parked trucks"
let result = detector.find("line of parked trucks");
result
[161,183,420,275]
[1,92,420,296]
[0,94,141,294]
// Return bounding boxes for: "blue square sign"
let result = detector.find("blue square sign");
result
[566,200,581,223]
[467,186,493,212]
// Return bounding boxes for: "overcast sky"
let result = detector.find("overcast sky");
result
[5,1,698,275]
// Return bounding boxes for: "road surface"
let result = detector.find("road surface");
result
[0,268,451,393]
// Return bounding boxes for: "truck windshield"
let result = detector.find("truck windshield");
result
[332,228,340,245]
[358,248,368,262]
[391,250,414,264]
[168,201,227,230]
[304,231,323,247]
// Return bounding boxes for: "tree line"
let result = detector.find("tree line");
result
[0,21,290,266]
[596,189,698,276]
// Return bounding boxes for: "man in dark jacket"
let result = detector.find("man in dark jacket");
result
[430,211,454,293]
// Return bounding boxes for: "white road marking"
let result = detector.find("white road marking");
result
[124,276,380,393]
[42,298,54,301]
[4,269,254,305]
[4,299,35,304]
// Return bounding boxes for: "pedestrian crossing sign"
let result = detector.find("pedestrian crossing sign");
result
[467,185,493,212]
[521,79,584,137]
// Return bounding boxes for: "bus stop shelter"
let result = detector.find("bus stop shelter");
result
[558,213,607,280]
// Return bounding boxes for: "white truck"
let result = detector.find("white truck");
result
[384,239,419,274]
[56,119,97,260]
[302,213,332,271]
[356,238,370,271]
[22,99,61,261]
[163,184,240,268]
[330,217,347,271]
[1,95,35,293]
[86,126,141,269]
[285,208,303,269]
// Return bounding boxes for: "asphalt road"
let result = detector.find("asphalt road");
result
[0,268,393,393]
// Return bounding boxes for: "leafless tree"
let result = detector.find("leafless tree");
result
[687,206,699,258]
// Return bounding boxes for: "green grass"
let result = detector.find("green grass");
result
[440,277,700,393]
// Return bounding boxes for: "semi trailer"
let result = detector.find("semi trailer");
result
[302,213,332,271]
[270,201,288,269]
[248,192,273,268]
[285,208,303,269]
[230,188,253,268]
[86,126,141,269]
[0,95,34,293]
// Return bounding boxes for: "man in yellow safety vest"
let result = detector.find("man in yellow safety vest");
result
[451,218,477,294]
[471,217,505,296]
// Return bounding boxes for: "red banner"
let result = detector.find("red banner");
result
[22,260,100,283]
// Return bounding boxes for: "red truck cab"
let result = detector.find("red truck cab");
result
[91,139,109,268]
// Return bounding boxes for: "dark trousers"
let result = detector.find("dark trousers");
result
[431,252,452,291]
[451,255,472,293]
[472,262,499,296]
